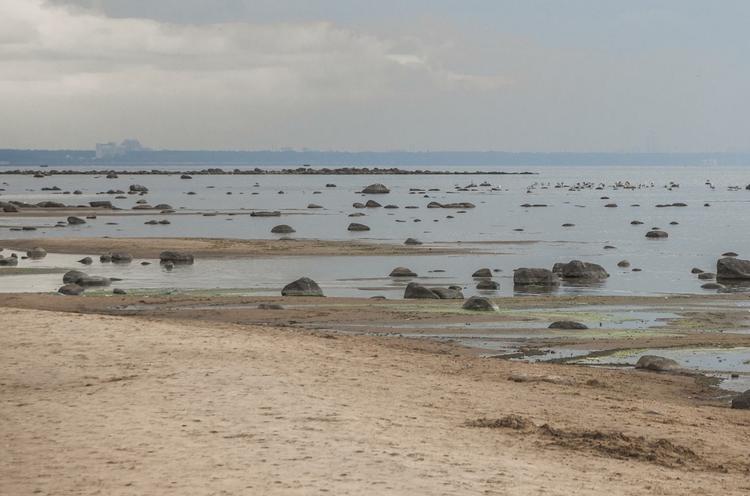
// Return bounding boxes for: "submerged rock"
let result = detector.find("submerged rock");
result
[554,260,609,280]
[513,268,559,287]
[476,280,500,290]
[281,277,324,297]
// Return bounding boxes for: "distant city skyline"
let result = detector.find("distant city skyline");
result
[1,1,749,152]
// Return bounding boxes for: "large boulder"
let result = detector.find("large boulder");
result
[129,184,149,193]
[281,277,324,297]
[731,390,750,409]
[635,355,680,372]
[513,268,559,287]
[554,260,609,280]
[717,257,750,280]
[67,216,86,225]
[462,296,498,311]
[361,183,390,194]
[58,284,84,296]
[646,230,668,239]
[348,223,370,232]
[159,251,194,265]
[404,282,439,299]
[389,267,417,277]
[26,247,47,259]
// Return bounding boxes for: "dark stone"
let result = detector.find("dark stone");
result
[717,257,750,280]
[431,287,464,299]
[159,251,195,265]
[548,321,588,330]
[404,282,439,299]
[348,223,370,231]
[554,260,609,280]
[646,230,668,238]
[361,183,390,194]
[472,268,492,278]
[111,252,133,263]
[271,224,296,234]
[78,257,93,265]
[26,247,47,259]
[67,216,86,225]
[281,277,324,297]
[731,390,750,409]
[58,284,84,296]
[635,355,680,372]
[404,238,422,245]
[462,296,498,311]
[513,268,559,287]
[476,280,500,290]
[389,267,417,277]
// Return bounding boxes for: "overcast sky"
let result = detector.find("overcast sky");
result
[1,0,748,151]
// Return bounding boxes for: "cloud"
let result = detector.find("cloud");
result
[0,0,507,105]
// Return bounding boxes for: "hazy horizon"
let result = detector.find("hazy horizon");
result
[2,1,748,152]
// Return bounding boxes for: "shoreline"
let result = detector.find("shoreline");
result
[1,305,748,495]
[0,167,537,176]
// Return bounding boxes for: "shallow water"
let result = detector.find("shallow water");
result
[2,164,750,296]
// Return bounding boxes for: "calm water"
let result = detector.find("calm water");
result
[2,164,750,296]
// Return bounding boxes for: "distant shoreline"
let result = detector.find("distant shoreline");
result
[0,167,536,176]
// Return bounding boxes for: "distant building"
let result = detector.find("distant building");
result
[95,139,147,159]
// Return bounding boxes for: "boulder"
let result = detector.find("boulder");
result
[362,183,390,194]
[731,390,750,409]
[159,251,195,265]
[58,284,84,296]
[89,201,113,208]
[250,211,281,217]
[67,216,86,225]
[635,355,680,372]
[555,260,609,280]
[113,288,127,295]
[404,238,422,245]
[404,282,440,299]
[462,296,498,311]
[476,280,500,290]
[617,260,630,268]
[717,257,750,280]
[271,224,296,234]
[646,230,668,239]
[472,268,492,278]
[78,257,93,265]
[513,268,559,287]
[307,204,323,209]
[348,223,370,231]
[281,277,324,297]
[100,254,112,263]
[431,287,464,299]
[129,184,149,193]
[697,272,715,280]
[365,200,382,208]
[548,321,588,330]
[26,247,47,259]
[701,282,724,290]
[389,267,417,277]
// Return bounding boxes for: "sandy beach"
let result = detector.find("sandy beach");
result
[2,306,749,495]
[0,236,475,258]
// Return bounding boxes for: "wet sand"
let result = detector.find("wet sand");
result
[0,236,475,258]
[2,306,749,495]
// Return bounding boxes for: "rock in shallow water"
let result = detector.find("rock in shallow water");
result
[548,321,588,330]
[281,277,324,297]
[717,257,750,280]
[58,284,84,296]
[635,355,680,372]
[513,268,558,287]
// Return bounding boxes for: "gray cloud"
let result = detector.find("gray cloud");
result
[1,0,748,151]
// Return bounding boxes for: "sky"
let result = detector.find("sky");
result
[1,0,748,152]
